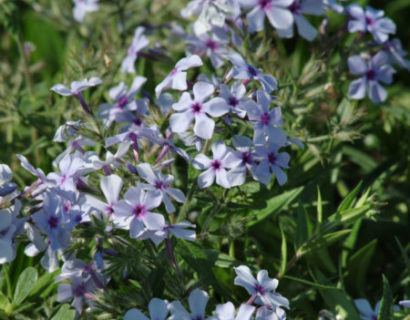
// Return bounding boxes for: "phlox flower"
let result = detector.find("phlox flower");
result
[256,306,286,320]
[383,38,410,71]
[136,221,196,245]
[193,140,240,189]
[73,0,99,23]
[234,265,289,309]
[99,76,147,127]
[169,289,209,320]
[155,55,203,98]
[57,274,97,314]
[136,163,186,213]
[227,135,261,187]
[245,90,286,146]
[348,51,396,103]
[32,192,72,250]
[212,302,255,320]
[219,82,249,118]
[399,300,410,308]
[113,186,165,238]
[124,298,169,320]
[347,5,396,44]
[169,81,229,140]
[323,0,344,14]
[186,33,229,68]
[0,164,17,199]
[122,27,149,74]
[48,154,87,192]
[85,174,128,228]
[53,120,81,142]
[354,299,399,320]
[239,0,294,33]
[276,0,326,42]
[86,142,130,175]
[229,53,277,93]
[0,201,25,264]
[51,77,102,115]
[255,142,290,186]
[53,136,95,167]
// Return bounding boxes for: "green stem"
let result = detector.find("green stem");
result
[177,183,197,222]
[17,30,35,100]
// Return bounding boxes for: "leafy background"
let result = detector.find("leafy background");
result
[0,0,409,319]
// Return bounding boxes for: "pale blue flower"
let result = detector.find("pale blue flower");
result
[347,4,396,43]
[193,140,240,188]
[276,0,326,42]
[73,0,99,22]
[99,76,147,127]
[234,265,289,309]
[399,300,410,308]
[136,163,186,213]
[186,32,229,68]
[113,186,165,238]
[219,82,249,118]
[169,81,229,140]
[169,289,209,320]
[155,55,203,97]
[124,298,169,320]
[239,0,294,33]
[136,221,196,245]
[229,53,277,92]
[246,90,286,146]
[383,38,410,71]
[348,52,396,103]
[254,142,290,186]
[122,27,149,74]
[256,306,286,320]
[213,302,255,320]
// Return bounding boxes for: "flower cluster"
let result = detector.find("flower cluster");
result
[124,266,288,320]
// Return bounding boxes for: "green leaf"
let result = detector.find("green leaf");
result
[395,237,410,275]
[337,181,362,212]
[13,267,38,306]
[378,275,393,320]
[301,230,351,254]
[279,225,287,277]
[345,239,378,296]
[247,186,304,227]
[316,186,323,232]
[51,304,76,320]
[283,275,341,291]
[29,269,59,298]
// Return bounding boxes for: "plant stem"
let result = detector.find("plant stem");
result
[177,182,197,222]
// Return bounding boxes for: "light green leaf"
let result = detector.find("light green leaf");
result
[13,267,38,306]
[247,186,303,227]
[378,275,393,320]
[51,304,76,320]
[279,225,287,277]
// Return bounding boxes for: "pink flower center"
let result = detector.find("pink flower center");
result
[117,96,128,109]
[211,159,222,171]
[254,283,266,295]
[268,152,277,164]
[205,39,218,50]
[170,67,178,76]
[242,152,253,164]
[288,1,301,14]
[228,96,239,107]
[247,65,259,77]
[260,112,271,125]
[48,216,59,229]
[191,102,203,114]
[365,16,375,26]
[258,0,272,10]
[155,180,167,190]
[132,205,146,218]
[366,69,376,81]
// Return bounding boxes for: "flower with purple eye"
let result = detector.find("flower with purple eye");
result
[169,289,209,320]
[219,82,250,118]
[136,163,186,213]
[254,142,290,186]
[354,299,400,320]
[113,186,165,238]
[256,306,287,320]
[347,51,396,104]
[31,192,72,251]
[72,0,99,23]
[121,27,149,74]
[57,274,98,314]
[227,135,263,187]
[186,33,229,68]
[47,154,87,192]
[234,265,289,309]
[213,302,255,320]
[169,81,229,140]
[239,0,294,33]
[246,90,286,147]
[347,4,396,44]
[275,0,326,42]
[98,76,147,127]
[383,38,410,72]
[155,55,203,98]
[124,298,169,320]
[193,140,240,189]
[228,53,277,93]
